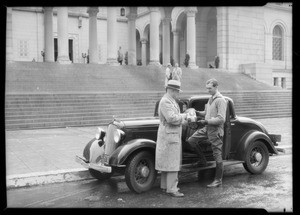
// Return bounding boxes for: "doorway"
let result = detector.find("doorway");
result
[54,38,73,62]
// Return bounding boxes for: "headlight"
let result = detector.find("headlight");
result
[95,127,106,140]
[113,129,125,143]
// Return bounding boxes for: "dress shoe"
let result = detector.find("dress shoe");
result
[206,179,222,188]
[167,191,184,197]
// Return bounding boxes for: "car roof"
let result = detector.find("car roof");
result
[178,94,211,102]
[178,94,233,104]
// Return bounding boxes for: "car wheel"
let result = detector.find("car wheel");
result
[243,140,269,174]
[89,168,113,180]
[125,151,157,193]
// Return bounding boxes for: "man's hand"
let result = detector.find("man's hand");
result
[199,119,208,125]
[187,116,197,123]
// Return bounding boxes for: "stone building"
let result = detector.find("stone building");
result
[6,4,292,89]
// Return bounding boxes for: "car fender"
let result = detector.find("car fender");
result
[83,138,105,163]
[234,130,278,160]
[109,138,156,166]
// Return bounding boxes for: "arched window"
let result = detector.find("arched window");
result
[272,25,283,61]
[120,7,125,16]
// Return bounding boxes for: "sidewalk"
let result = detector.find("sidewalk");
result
[5,117,292,189]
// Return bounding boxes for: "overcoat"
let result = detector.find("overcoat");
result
[155,93,185,172]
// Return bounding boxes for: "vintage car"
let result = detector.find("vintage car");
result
[75,95,281,193]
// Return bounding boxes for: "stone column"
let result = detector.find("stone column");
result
[173,31,180,65]
[57,7,71,64]
[141,39,147,66]
[216,7,228,69]
[107,7,119,65]
[43,7,54,62]
[6,7,13,62]
[127,11,137,65]
[185,7,198,69]
[149,7,160,66]
[162,17,171,66]
[87,7,99,64]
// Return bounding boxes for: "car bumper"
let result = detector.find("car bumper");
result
[269,134,281,146]
[75,155,112,173]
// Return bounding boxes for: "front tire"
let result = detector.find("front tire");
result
[89,168,113,180]
[125,151,157,193]
[243,141,269,174]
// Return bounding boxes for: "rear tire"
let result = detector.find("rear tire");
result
[125,151,157,193]
[243,141,269,174]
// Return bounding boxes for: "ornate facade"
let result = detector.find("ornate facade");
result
[6,4,292,88]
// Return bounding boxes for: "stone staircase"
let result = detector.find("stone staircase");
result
[5,90,292,130]
[5,62,292,130]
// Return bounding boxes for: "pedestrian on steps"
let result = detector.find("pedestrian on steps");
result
[172,63,182,83]
[165,63,172,87]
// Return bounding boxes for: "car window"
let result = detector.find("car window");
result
[182,103,187,113]
[177,101,188,113]
[190,99,208,111]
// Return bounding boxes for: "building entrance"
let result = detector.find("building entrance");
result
[54,38,73,62]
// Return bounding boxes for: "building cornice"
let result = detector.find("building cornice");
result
[12,7,128,23]
[264,3,292,12]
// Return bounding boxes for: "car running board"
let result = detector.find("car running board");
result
[180,160,244,172]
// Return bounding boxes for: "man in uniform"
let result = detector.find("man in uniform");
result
[187,78,227,188]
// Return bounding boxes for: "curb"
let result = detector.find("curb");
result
[6,168,93,189]
[6,146,291,189]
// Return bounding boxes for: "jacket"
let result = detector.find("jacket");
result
[155,93,185,171]
[203,91,227,136]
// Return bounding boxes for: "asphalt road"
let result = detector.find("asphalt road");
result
[6,153,293,212]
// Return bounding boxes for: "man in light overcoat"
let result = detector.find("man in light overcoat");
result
[155,80,187,197]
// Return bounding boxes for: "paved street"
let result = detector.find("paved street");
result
[7,153,292,212]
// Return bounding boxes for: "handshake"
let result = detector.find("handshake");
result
[185,108,208,126]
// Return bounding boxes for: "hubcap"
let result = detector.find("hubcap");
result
[140,166,150,178]
[250,147,263,167]
[254,152,262,162]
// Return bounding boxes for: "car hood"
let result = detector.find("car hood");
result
[118,117,160,128]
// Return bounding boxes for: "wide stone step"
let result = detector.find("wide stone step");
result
[5,95,291,106]
[6,105,291,125]
[5,101,292,117]
[5,106,155,119]
[5,111,291,131]
[5,93,291,104]
[5,109,154,124]
[4,99,159,108]
[238,112,291,119]
[5,99,291,112]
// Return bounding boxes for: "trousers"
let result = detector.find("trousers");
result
[187,126,223,163]
[160,171,179,193]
